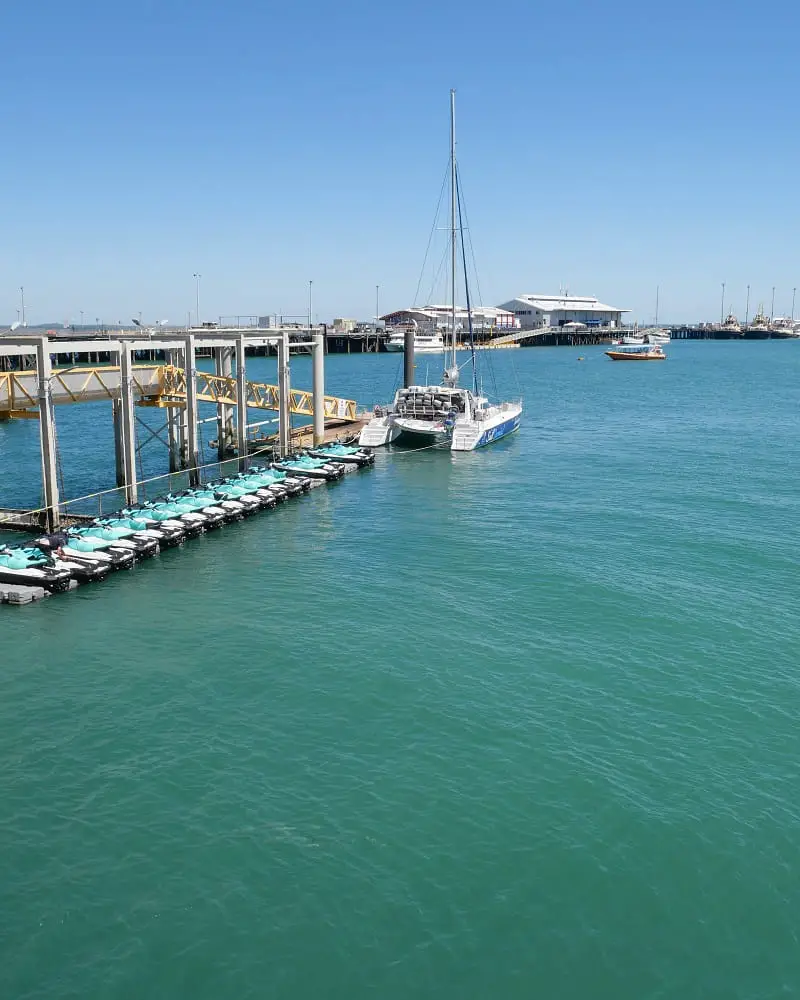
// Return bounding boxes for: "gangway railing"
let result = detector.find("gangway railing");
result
[0,364,358,419]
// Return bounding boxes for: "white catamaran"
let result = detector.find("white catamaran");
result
[360,90,522,452]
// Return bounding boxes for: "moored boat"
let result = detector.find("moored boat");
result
[605,344,666,361]
[307,442,375,467]
[720,313,742,336]
[359,91,522,452]
[271,454,345,481]
[0,545,74,592]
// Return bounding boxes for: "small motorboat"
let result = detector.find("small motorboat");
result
[69,525,159,559]
[116,508,190,542]
[28,538,113,583]
[96,515,183,549]
[162,492,231,524]
[0,545,74,592]
[140,501,210,535]
[306,443,375,467]
[605,344,666,361]
[271,454,345,481]
[55,534,136,571]
[245,466,311,495]
[171,489,248,521]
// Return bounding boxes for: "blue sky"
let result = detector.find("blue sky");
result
[2,0,800,326]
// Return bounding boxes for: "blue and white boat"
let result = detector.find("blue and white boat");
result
[360,90,522,452]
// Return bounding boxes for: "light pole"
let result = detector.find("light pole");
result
[793,288,797,322]
[771,286,775,319]
[80,310,84,328]
[375,284,379,332]
[193,273,201,327]
[720,282,725,325]
[308,279,313,330]
[20,286,25,327]
[745,285,750,326]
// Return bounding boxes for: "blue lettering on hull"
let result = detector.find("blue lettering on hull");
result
[476,415,520,448]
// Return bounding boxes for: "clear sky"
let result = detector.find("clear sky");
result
[3,0,800,326]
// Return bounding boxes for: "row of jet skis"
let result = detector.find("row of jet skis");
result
[0,444,374,595]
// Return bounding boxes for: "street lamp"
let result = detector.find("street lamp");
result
[771,286,776,319]
[193,273,201,327]
[308,279,313,330]
[80,310,84,328]
[720,282,725,325]
[20,286,25,327]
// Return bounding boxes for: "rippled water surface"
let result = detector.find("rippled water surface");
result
[2,341,799,999]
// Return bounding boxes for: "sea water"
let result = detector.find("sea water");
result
[1,341,799,999]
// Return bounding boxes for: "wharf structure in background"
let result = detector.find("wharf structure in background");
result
[0,327,363,532]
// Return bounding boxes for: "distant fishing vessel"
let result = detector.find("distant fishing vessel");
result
[721,313,743,335]
[769,317,800,338]
[746,308,771,338]
[360,91,522,452]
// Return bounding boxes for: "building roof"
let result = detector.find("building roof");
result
[381,304,515,322]
[503,294,629,313]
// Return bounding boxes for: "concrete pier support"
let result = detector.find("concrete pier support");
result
[119,343,138,504]
[404,326,415,387]
[214,345,235,461]
[235,335,248,466]
[277,330,291,457]
[312,328,325,445]
[35,338,61,531]
[183,335,200,485]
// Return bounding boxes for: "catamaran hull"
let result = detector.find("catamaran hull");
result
[359,415,401,448]
[458,413,521,450]
[394,426,450,447]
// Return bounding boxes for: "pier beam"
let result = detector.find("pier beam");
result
[214,345,235,461]
[312,328,325,445]
[277,330,291,458]
[236,335,248,468]
[35,338,61,531]
[119,343,139,504]
[183,336,200,485]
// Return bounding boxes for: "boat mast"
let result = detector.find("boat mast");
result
[450,88,457,373]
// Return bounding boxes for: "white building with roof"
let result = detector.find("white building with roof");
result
[380,304,519,334]
[498,294,628,330]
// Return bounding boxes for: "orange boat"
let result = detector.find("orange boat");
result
[605,345,666,361]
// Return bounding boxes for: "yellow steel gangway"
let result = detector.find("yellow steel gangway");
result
[0,363,358,421]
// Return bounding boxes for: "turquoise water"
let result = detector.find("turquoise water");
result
[2,341,800,999]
